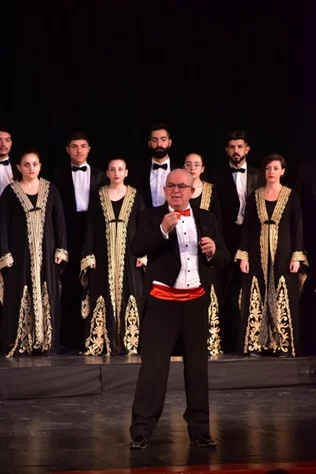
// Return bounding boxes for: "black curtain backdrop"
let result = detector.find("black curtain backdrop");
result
[1,1,315,183]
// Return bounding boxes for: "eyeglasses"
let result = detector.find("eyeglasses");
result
[184,163,202,169]
[165,183,193,191]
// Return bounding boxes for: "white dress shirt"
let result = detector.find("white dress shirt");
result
[158,205,201,289]
[230,162,247,225]
[0,156,13,196]
[150,157,170,207]
[72,162,91,212]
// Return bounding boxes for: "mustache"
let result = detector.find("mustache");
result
[233,153,241,158]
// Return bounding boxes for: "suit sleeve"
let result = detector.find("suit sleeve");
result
[51,184,68,263]
[131,210,167,258]
[234,192,256,262]
[206,212,230,271]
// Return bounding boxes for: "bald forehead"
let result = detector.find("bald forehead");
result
[166,169,193,186]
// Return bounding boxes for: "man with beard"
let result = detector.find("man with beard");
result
[212,130,263,352]
[130,123,179,208]
[0,128,13,195]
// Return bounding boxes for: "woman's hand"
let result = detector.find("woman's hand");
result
[136,258,144,268]
[240,259,249,273]
[289,261,300,273]
[55,257,62,264]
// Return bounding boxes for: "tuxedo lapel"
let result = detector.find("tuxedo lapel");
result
[246,167,256,196]
[66,166,77,213]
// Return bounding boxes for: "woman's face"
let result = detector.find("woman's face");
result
[265,160,285,184]
[183,154,204,180]
[106,159,128,185]
[17,153,41,180]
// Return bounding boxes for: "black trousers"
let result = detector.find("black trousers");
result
[130,292,210,440]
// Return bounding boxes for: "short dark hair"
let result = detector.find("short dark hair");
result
[0,127,12,137]
[149,123,171,139]
[261,153,287,176]
[66,132,90,146]
[227,130,249,146]
[18,150,40,165]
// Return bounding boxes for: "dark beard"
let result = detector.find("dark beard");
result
[152,146,169,159]
[229,154,246,166]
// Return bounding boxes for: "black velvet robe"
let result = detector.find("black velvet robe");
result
[0,180,68,357]
[80,186,145,356]
[190,181,223,355]
[235,187,308,357]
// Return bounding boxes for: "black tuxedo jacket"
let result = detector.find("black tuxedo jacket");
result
[132,204,230,317]
[212,165,263,255]
[52,164,107,242]
[129,160,179,208]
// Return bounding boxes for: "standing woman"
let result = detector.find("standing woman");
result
[80,158,146,356]
[184,153,223,356]
[0,152,68,357]
[235,154,308,357]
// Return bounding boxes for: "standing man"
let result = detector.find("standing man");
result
[212,130,263,352]
[0,128,14,195]
[129,169,229,449]
[130,123,179,208]
[53,132,106,352]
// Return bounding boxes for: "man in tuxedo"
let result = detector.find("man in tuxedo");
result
[129,169,229,450]
[130,123,179,208]
[0,128,13,195]
[212,130,263,352]
[296,162,316,354]
[53,132,106,352]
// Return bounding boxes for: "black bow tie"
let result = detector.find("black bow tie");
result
[231,167,245,173]
[153,163,168,171]
[72,165,87,172]
[0,159,10,166]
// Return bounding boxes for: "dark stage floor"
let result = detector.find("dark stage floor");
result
[1,386,316,474]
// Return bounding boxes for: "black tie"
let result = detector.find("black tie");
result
[231,167,245,173]
[0,159,10,166]
[153,163,168,171]
[72,165,87,172]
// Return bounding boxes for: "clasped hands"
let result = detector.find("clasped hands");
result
[161,211,216,258]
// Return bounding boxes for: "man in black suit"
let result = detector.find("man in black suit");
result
[130,123,179,208]
[0,128,14,196]
[212,130,263,352]
[53,132,106,352]
[129,169,229,450]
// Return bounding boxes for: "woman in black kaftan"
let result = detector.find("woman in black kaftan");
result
[0,152,68,357]
[80,159,145,356]
[184,153,223,355]
[235,155,307,357]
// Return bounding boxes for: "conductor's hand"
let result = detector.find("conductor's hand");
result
[161,212,178,234]
[289,261,300,273]
[199,237,216,258]
[240,259,249,273]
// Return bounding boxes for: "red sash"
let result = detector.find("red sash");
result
[149,283,205,302]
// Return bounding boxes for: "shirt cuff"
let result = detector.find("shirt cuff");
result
[160,224,169,239]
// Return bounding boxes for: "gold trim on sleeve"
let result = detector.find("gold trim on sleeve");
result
[55,248,69,262]
[291,251,308,266]
[80,255,96,273]
[0,253,14,270]
[234,250,249,262]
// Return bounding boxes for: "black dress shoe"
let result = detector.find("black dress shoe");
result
[130,434,148,450]
[190,433,216,448]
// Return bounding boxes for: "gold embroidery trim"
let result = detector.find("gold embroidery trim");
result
[99,185,136,343]
[55,248,69,262]
[81,292,90,319]
[84,296,111,356]
[123,295,140,354]
[234,250,249,262]
[207,284,222,356]
[7,285,32,358]
[80,254,96,273]
[11,179,50,350]
[291,251,308,266]
[200,182,213,211]
[0,253,14,270]
[0,272,3,305]
[40,281,53,352]
[276,276,295,357]
[244,276,263,354]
